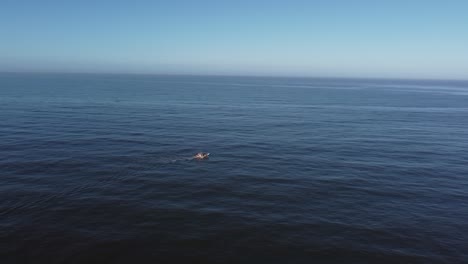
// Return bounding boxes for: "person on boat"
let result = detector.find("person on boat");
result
[193,152,209,160]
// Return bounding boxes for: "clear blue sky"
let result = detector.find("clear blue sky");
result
[1,0,467,79]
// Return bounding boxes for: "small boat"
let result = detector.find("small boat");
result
[193,152,210,160]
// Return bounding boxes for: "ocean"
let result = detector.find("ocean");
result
[1,73,467,263]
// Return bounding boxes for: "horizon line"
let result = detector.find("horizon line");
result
[1,70,468,83]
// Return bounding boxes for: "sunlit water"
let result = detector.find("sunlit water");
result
[1,73,468,263]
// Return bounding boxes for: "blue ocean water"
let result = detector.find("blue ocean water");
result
[1,73,467,263]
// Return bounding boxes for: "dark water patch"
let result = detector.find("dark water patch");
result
[1,74,468,263]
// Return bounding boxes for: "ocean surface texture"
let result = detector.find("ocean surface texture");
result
[1,73,467,264]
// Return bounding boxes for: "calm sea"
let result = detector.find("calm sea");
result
[1,73,467,263]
